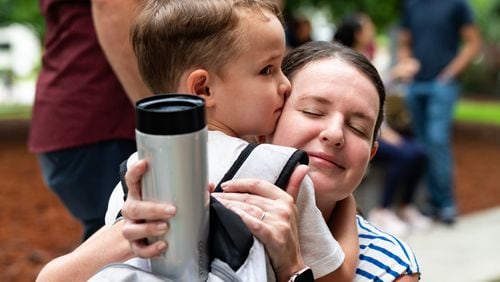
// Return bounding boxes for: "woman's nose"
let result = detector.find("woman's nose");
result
[320,119,345,149]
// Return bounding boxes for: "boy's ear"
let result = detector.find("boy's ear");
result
[186,69,215,108]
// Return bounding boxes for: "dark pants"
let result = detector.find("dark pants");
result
[373,138,427,208]
[38,140,136,240]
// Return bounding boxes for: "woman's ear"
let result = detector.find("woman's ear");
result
[186,69,215,107]
[369,141,378,160]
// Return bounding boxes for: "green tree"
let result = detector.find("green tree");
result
[0,0,44,39]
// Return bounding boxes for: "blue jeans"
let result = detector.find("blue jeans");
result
[405,80,459,216]
[38,140,136,240]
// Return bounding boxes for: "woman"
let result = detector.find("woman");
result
[37,42,419,281]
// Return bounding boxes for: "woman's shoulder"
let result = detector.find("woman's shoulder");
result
[355,215,420,281]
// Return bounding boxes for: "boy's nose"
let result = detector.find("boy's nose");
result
[279,74,291,97]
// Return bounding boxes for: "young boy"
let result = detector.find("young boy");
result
[107,0,352,280]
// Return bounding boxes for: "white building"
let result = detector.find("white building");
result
[0,23,41,104]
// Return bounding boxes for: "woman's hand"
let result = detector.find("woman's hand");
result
[212,165,309,282]
[120,159,177,258]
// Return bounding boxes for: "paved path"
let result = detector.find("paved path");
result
[405,207,500,282]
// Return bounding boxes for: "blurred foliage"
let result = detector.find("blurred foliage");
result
[461,0,500,96]
[285,0,400,29]
[0,0,44,40]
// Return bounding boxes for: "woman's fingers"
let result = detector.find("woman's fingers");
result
[229,206,273,240]
[121,199,176,221]
[214,196,266,220]
[125,159,148,200]
[122,220,169,242]
[220,178,294,204]
[129,238,167,258]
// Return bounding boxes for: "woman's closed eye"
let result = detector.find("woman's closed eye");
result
[301,108,323,117]
[348,123,370,139]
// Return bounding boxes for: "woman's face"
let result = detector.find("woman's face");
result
[270,58,379,203]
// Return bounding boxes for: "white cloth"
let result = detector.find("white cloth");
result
[105,131,344,278]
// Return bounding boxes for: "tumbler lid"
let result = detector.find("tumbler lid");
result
[136,94,206,135]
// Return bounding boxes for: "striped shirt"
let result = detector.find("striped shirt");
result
[355,215,420,281]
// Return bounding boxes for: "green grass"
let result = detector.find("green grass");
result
[0,103,32,119]
[454,100,500,126]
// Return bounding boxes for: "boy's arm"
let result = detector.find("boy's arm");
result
[36,222,132,282]
[317,194,359,282]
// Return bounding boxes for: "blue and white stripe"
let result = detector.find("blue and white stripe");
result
[355,215,420,281]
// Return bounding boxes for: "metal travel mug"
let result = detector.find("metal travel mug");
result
[135,94,209,281]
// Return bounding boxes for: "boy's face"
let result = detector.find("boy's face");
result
[208,11,290,137]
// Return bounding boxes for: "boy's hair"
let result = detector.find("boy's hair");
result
[282,41,386,144]
[132,0,282,93]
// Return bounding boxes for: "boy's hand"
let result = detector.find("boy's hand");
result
[121,159,176,258]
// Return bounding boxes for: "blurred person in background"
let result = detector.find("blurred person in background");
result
[398,0,482,224]
[286,14,313,50]
[29,0,151,240]
[334,12,433,236]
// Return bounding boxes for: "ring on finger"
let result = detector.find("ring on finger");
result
[259,210,267,221]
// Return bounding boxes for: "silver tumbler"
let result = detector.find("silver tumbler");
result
[135,94,209,281]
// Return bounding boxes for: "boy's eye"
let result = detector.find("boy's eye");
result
[260,66,272,75]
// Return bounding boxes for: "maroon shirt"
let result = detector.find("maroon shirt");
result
[29,0,135,153]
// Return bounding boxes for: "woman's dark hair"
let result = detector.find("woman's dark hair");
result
[282,41,385,143]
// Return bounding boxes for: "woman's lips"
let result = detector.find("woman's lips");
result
[308,152,345,170]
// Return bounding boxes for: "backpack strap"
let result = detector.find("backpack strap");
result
[119,159,129,201]
[213,143,259,193]
[275,149,309,189]
[217,143,309,190]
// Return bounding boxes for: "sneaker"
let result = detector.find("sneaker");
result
[399,205,433,231]
[438,206,457,225]
[368,208,409,237]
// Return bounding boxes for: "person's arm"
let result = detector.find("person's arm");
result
[91,0,152,103]
[438,24,482,81]
[315,194,359,282]
[397,29,413,62]
[395,273,420,282]
[36,222,132,282]
[380,125,403,146]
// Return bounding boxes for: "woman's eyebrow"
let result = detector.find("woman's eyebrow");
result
[296,94,331,105]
